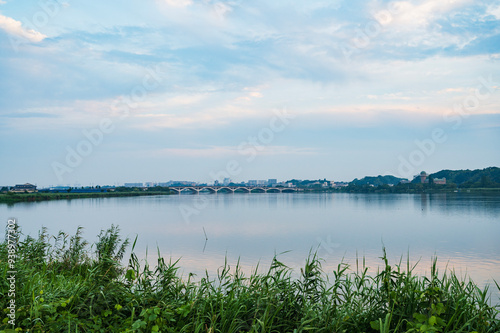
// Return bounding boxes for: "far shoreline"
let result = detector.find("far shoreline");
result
[2,187,500,204]
[0,190,174,204]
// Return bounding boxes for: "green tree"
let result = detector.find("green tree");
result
[480,175,492,187]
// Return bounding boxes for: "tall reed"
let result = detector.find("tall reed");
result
[1,226,498,332]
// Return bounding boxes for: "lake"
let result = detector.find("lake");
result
[2,192,500,304]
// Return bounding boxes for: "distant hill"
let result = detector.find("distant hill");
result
[350,175,407,186]
[349,167,500,188]
[410,167,500,186]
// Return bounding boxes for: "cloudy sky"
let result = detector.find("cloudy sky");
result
[1,0,499,187]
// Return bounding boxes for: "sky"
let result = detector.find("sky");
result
[0,0,499,187]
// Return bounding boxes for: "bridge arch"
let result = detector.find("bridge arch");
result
[217,187,234,193]
[250,187,266,193]
[232,187,250,193]
[182,187,199,194]
[198,187,217,194]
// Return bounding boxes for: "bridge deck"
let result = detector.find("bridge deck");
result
[169,186,298,193]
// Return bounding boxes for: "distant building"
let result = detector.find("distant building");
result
[10,183,37,193]
[413,172,446,185]
[223,178,231,186]
[248,180,257,186]
[419,171,428,183]
[167,181,197,186]
[49,186,71,191]
[124,183,143,187]
[268,179,278,186]
[102,186,116,192]
[434,178,446,185]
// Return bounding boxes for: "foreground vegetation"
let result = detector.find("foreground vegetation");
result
[1,226,499,332]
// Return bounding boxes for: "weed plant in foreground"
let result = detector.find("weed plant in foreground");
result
[1,225,499,332]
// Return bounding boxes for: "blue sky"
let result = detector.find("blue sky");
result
[1,0,499,187]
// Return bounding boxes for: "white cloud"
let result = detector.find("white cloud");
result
[157,146,238,157]
[365,93,411,101]
[165,94,207,106]
[133,113,225,129]
[0,14,47,42]
[374,0,472,28]
[212,2,233,20]
[487,4,500,19]
[235,90,263,102]
[163,0,192,8]
[436,87,468,95]
[152,146,317,158]
[368,0,478,49]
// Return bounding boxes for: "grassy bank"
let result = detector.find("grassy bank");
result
[1,226,499,332]
[0,191,172,204]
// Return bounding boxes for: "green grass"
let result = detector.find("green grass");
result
[1,226,499,332]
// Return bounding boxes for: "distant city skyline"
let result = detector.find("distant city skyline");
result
[1,167,482,189]
[1,1,499,187]
[5,177,339,189]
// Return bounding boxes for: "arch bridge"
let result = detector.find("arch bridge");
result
[169,186,298,194]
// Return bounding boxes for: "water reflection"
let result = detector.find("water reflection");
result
[416,192,500,217]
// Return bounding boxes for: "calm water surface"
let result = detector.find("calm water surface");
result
[2,192,499,303]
